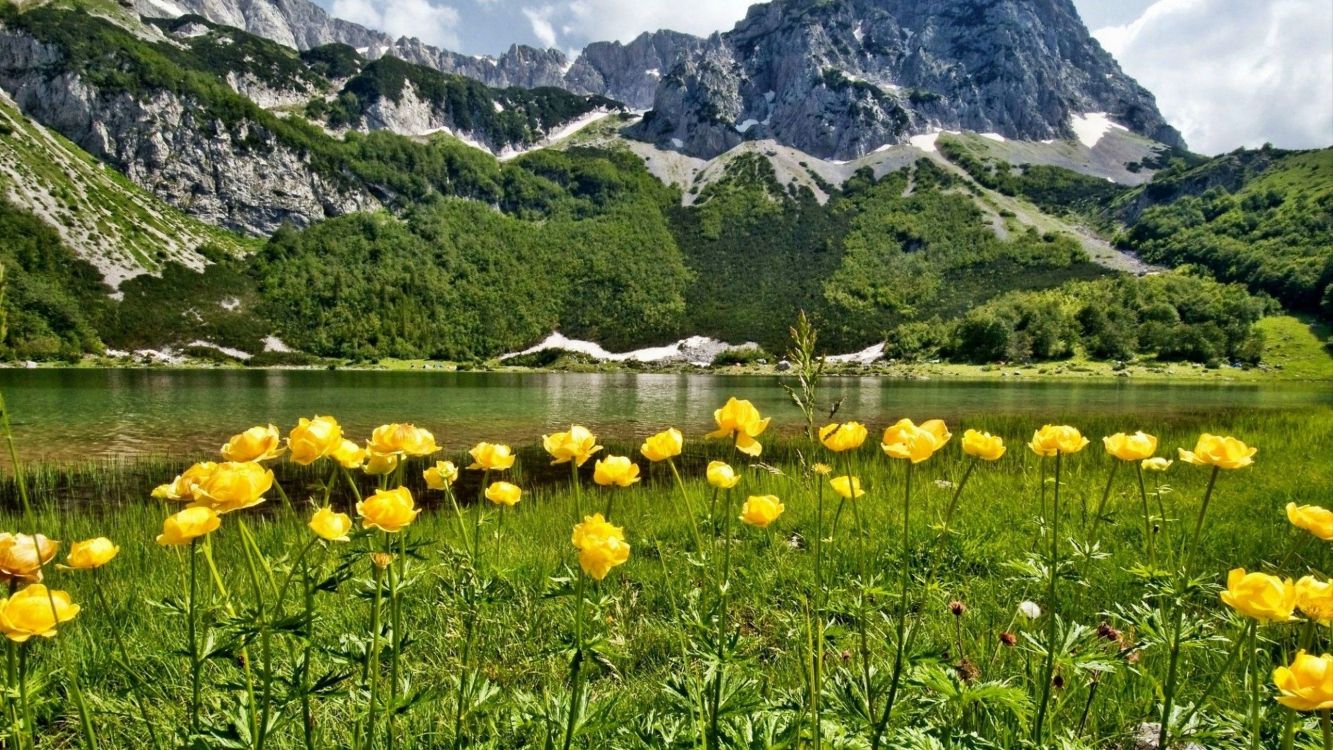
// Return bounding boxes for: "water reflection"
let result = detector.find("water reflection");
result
[0,369,1324,462]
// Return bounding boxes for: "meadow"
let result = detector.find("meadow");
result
[0,402,1328,750]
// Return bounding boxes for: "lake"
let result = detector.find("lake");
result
[0,369,1326,462]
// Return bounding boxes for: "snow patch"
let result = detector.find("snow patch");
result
[827,342,885,365]
[501,333,758,366]
[979,132,1007,142]
[497,109,616,161]
[735,118,760,133]
[764,91,776,103]
[852,22,865,43]
[908,132,940,152]
[187,340,252,360]
[670,138,685,149]
[645,68,661,78]
[141,0,188,17]
[493,101,504,113]
[1069,112,1128,149]
[263,336,293,353]
[219,297,240,311]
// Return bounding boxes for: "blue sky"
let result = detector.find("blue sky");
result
[314,0,1331,154]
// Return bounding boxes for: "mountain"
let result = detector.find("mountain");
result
[631,0,1183,159]
[0,0,1325,366]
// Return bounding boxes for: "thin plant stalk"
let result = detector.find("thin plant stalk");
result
[708,483,736,750]
[562,573,588,750]
[92,573,164,750]
[187,538,202,737]
[666,459,705,554]
[1248,620,1262,750]
[361,559,386,750]
[1135,463,1156,568]
[870,460,914,748]
[1087,459,1120,539]
[1033,452,1064,744]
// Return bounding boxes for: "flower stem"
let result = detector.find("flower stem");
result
[362,561,385,750]
[562,574,588,750]
[708,487,735,750]
[187,538,201,737]
[1087,458,1120,540]
[1135,464,1156,569]
[1249,620,1262,750]
[1033,451,1063,745]
[667,459,705,554]
[92,574,163,750]
[870,460,913,748]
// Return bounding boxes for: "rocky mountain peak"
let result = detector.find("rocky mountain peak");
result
[631,0,1185,159]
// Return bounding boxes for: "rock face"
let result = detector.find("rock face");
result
[631,0,1185,159]
[0,26,378,235]
[134,0,703,109]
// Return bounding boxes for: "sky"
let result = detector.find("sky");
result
[315,0,1333,155]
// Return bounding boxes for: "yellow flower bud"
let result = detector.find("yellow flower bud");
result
[423,461,459,490]
[571,513,629,581]
[739,495,784,528]
[356,487,419,533]
[287,416,343,465]
[640,428,683,463]
[1028,425,1089,457]
[331,439,367,470]
[221,424,284,462]
[363,451,400,476]
[367,423,440,457]
[829,475,864,499]
[64,538,119,570]
[485,481,522,506]
[0,533,57,583]
[467,442,515,471]
[309,507,353,542]
[542,425,602,466]
[0,584,79,642]
[1286,502,1332,541]
[593,455,641,488]
[882,418,952,463]
[156,507,221,546]
[706,398,770,457]
[189,461,274,514]
[961,429,1006,461]
[1141,457,1173,472]
[1295,576,1332,625]
[706,460,740,489]
[819,422,868,453]
[1221,568,1296,622]
[1103,431,1158,462]
[1178,433,1256,470]
[1271,651,1333,712]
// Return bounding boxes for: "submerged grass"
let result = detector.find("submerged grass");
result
[0,408,1328,749]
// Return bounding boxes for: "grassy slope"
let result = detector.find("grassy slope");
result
[0,95,251,285]
[1,410,1328,747]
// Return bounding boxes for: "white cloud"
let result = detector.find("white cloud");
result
[330,0,462,48]
[562,0,753,44]
[1095,0,1332,154]
[522,6,559,48]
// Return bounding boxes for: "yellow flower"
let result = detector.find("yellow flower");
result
[152,461,217,502]
[64,538,118,570]
[1286,502,1332,541]
[1102,431,1158,462]
[485,481,522,506]
[156,507,221,546]
[543,425,602,466]
[706,397,770,457]
[468,442,516,471]
[0,584,79,642]
[423,461,459,490]
[571,513,629,581]
[706,460,741,489]
[309,507,352,542]
[0,534,58,583]
[356,487,419,533]
[1295,576,1332,625]
[287,416,343,465]
[1221,568,1296,622]
[331,439,367,470]
[961,429,1006,461]
[882,418,952,463]
[819,422,868,453]
[363,451,400,476]
[1142,457,1173,472]
[1271,651,1332,712]
[1028,425,1089,457]
[221,424,284,462]
[367,423,440,457]
[829,476,864,499]
[739,495,784,528]
[1178,433,1256,470]
[593,456,641,488]
[640,428,684,463]
[189,461,274,514]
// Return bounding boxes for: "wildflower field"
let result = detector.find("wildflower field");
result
[0,401,1328,750]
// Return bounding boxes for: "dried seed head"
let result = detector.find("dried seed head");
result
[370,552,395,570]
[954,658,979,683]
[1097,622,1121,642]
[949,600,967,617]
[1000,631,1017,647]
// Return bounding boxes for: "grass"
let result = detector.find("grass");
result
[0,406,1328,749]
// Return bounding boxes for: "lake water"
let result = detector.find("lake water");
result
[0,369,1326,462]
